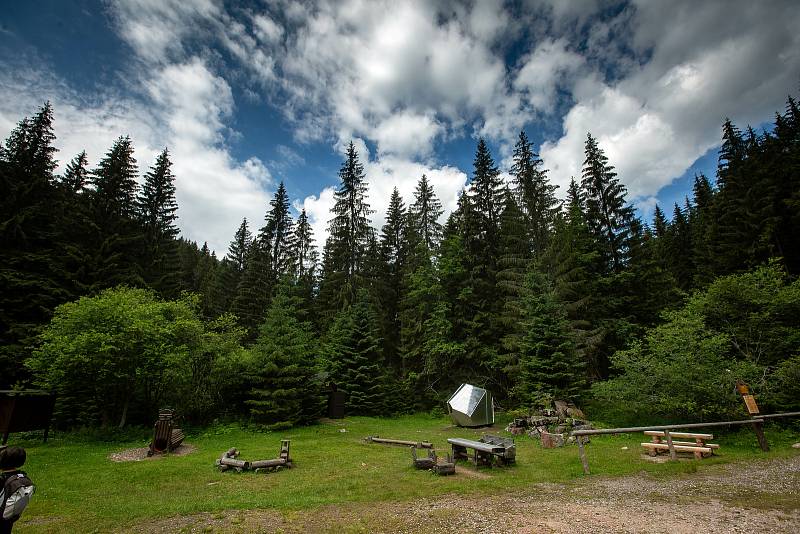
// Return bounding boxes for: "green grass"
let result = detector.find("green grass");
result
[11,414,800,532]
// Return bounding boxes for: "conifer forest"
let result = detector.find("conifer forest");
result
[2,95,800,430]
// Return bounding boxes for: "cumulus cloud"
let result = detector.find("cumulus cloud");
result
[0,58,271,255]
[6,0,798,258]
[541,0,800,207]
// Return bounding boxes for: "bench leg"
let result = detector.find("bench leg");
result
[452,444,468,461]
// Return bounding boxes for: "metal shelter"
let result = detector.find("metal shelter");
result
[446,383,494,427]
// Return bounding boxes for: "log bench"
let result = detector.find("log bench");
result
[447,434,515,467]
[642,431,719,459]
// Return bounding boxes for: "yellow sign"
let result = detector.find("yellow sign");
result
[742,394,760,415]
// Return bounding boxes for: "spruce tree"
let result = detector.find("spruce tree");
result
[513,271,585,407]
[0,103,65,386]
[325,290,386,415]
[318,142,374,318]
[261,182,296,279]
[407,174,444,252]
[61,151,89,193]
[291,209,318,323]
[377,188,407,370]
[247,283,320,428]
[580,133,634,273]
[137,148,180,297]
[87,136,144,289]
[510,130,559,256]
[495,189,531,391]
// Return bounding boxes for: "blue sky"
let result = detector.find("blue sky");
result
[1,0,798,254]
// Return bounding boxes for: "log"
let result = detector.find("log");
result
[643,431,713,440]
[219,457,250,469]
[366,436,433,448]
[250,458,287,469]
[640,443,712,454]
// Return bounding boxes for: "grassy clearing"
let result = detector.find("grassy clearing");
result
[12,414,800,533]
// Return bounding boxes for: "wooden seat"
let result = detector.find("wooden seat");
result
[148,409,185,456]
[641,442,712,456]
[643,431,713,440]
[447,435,515,467]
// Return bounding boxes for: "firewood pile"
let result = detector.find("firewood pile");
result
[215,440,292,473]
[505,400,594,448]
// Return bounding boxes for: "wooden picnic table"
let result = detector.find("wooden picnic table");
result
[641,430,719,459]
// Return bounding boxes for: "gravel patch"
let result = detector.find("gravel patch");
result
[126,454,800,533]
[108,444,197,462]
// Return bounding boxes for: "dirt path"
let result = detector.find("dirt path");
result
[132,455,800,533]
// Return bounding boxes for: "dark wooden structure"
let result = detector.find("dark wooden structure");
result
[215,440,292,473]
[147,409,185,456]
[411,446,436,469]
[411,447,455,475]
[0,390,56,445]
[447,434,515,467]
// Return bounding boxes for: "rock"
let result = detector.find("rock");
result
[621,446,629,450]
[510,426,526,436]
[554,400,570,420]
[792,443,800,449]
[567,406,586,419]
[555,424,567,434]
[540,431,566,448]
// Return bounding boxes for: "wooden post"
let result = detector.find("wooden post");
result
[752,421,769,452]
[577,437,590,475]
[663,430,677,461]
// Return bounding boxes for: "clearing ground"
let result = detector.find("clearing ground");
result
[134,454,799,533]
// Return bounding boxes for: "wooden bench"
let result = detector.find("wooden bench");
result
[642,431,719,459]
[447,434,515,467]
[148,409,185,456]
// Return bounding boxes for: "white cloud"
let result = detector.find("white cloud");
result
[253,14,284,44]
[541,0,800,208]
[0,58,271,256]
[514,38,585,113]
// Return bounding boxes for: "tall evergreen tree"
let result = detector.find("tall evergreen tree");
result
[377,188,407,370]
[407,174,444,253]
[61,151,89,194]
[318,142,374,318]
[510,130,559,256]
[580,133,634,273]
[325,290,386,415]
[0,103,65,386]
[246,283,320,428]
[261,182,296,279]
[137,148,180,297]
[87,136,144,289]
[513,271,585,407]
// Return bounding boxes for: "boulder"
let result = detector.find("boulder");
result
[792,443,800,449]
[540,431,566,448]
[566,406,586,419]
[553,400,570,420]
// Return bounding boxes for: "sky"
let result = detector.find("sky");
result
[1,0,798,255]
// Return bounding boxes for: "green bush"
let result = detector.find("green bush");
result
[591,264,800,424]
[28,286,245,428]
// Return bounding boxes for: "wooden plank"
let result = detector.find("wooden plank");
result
[446,438,505,454]
[641,443,712,454]
[643,431,713,439]
[670,441,719,448]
